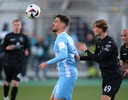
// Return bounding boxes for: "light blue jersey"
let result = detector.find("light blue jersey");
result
[47,32,78,77]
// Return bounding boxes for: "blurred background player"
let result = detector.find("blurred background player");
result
[21,30,30,82]
[75,19,123,100]
[120,28,128,77]
[0,23,9,85]
[1,20,29,100]
[39,14,78,100]
[84,32,97,78]
[33,35,49,81]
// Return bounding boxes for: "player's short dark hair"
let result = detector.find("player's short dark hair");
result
[56,14,70,27]
[92,19,108,32]
[12,19,21,24]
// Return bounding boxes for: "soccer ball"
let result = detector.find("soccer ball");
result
[26,4,41,19]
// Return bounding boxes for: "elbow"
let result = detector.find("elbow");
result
[59,54,67,61]
[62,54,67,60]
[95,60,100,63]
[95,58,103,63]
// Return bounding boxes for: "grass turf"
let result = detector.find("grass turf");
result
[0,78,128,100]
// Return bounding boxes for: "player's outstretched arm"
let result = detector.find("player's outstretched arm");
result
[39,62,48,70]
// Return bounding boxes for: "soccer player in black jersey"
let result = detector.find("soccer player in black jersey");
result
[120,28,128,77]
[1,20,29,100]
[75,19,123,100]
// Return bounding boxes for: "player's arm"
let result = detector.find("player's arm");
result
[1,35,14,52]
[80,56,93,61]
[121,61,127,72]
[120,46,127,72]
[75,42,93,61]
[84,50,110,63]
[75,53,93,61]
[76,41,113,63]
[47,42,68,65]
[24,35,29,56]
[39,42,68,70]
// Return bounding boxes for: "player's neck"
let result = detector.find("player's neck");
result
[99,32,107,40]
[13,31,20,34]
[125,44,128,48]
[56,29,65,36]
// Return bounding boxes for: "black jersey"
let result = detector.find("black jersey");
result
[1,32,29,67]
[80,35,122,79]
[120,45,128,63]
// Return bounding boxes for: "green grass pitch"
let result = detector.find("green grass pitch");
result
[0,78,128,100]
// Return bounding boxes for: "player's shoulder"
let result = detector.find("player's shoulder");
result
[20,33,28,38]
[57,32,68,40]
[105,35,112,41]
[105,35,115,44]
[6,32,13,35]
[120,45,125,49]
[4,32,13,38]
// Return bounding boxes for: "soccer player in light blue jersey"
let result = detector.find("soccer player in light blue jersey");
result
[39,14,78,100]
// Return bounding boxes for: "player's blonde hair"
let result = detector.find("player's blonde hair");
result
[12,19,21,24]
[92,19,108,32]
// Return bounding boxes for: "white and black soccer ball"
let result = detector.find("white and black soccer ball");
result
[26,4,41,19]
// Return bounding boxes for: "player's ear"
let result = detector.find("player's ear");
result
[99,28,103,32]
[61,23,66,28]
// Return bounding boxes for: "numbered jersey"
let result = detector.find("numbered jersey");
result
[95,36,121,78]
[47,32,78,77]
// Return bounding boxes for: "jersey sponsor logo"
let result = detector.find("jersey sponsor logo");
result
[123,53,127,55]
[10,38,16,41]
[104,85,111,92]
[13,42,23,49]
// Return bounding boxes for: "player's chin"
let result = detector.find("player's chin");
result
[94,33,97,36]
[52,29,57,32]
[124,42,128,45]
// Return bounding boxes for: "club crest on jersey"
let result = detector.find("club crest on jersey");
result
[104,44,111,51]
[19,37,24,42]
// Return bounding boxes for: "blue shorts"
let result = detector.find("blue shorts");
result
[53,76,78,100]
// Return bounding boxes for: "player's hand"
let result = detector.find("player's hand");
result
[123,69,128,77]
[56,67,58,72]
[25,49,29,56]
[39,62,48,70]
[75,53,80,60]
[75,42,87,52]
[6,45,14,50]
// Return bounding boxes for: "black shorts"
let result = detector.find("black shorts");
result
[4,65,22,82]
[102,76,123,99]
